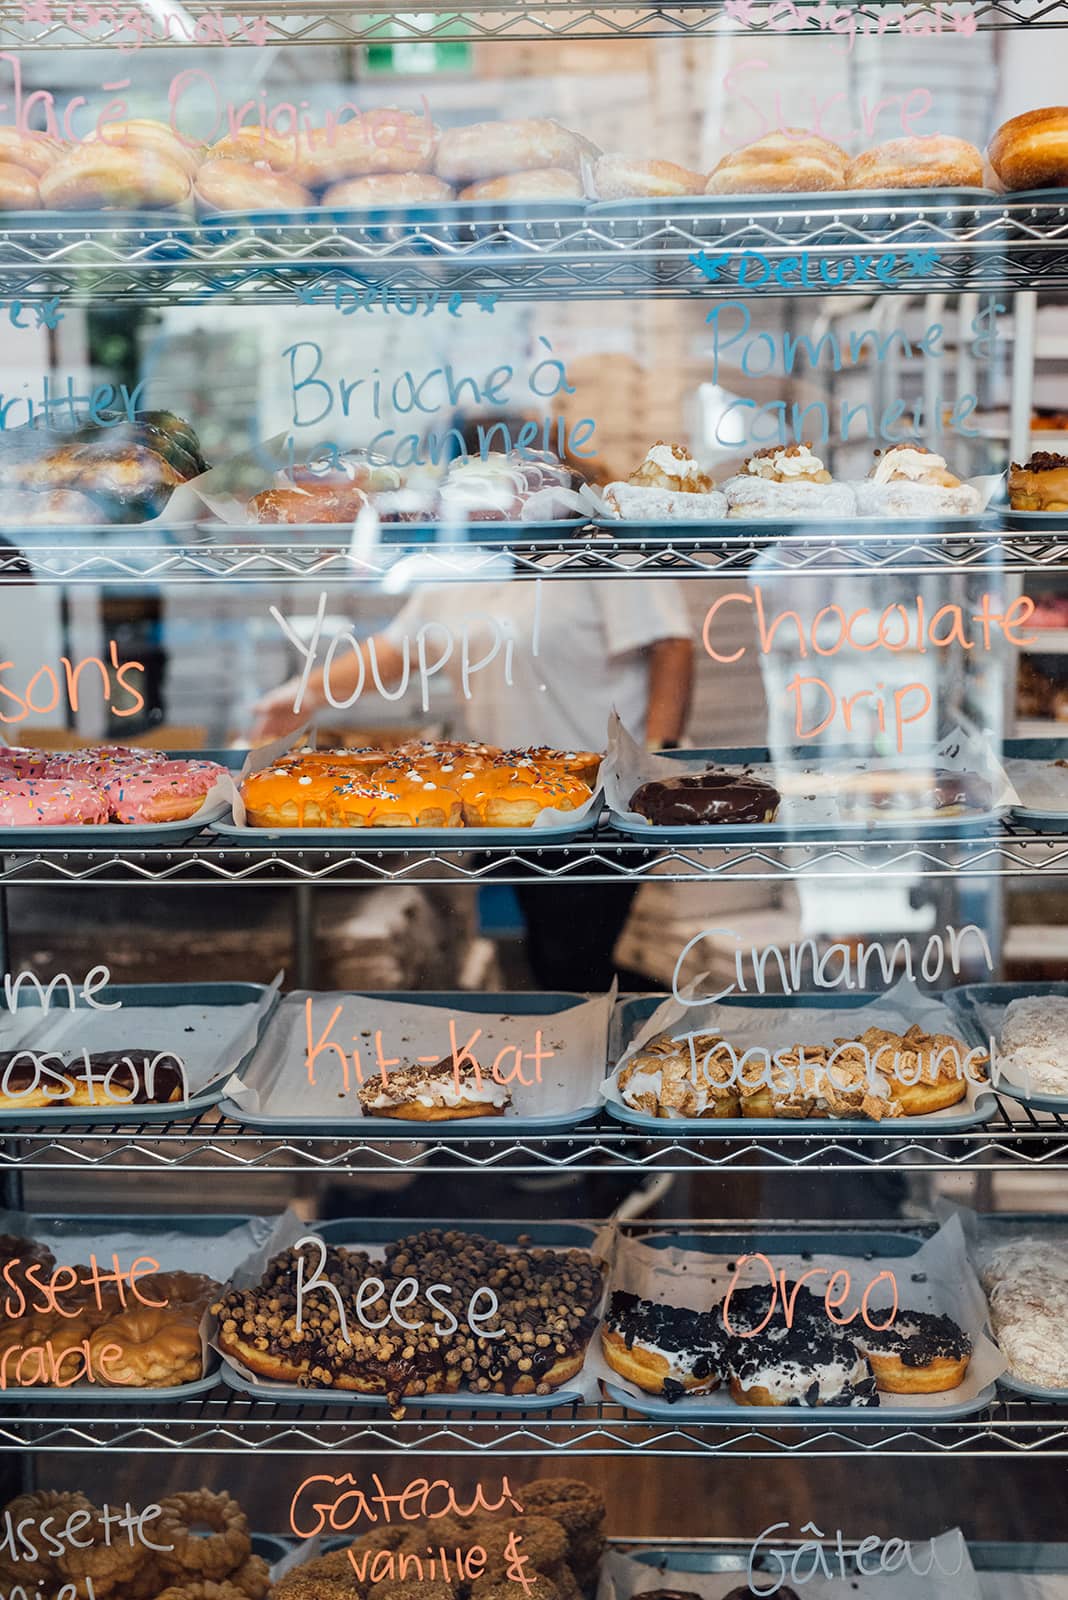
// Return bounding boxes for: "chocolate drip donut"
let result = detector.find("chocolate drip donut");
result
[630,768,780,826]
[854,1309,972,1393]
[601,1290,726,1400]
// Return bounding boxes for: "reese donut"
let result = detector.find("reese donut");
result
[846,134,983,190]
[706,131,847,194]
[593,155,705,199]
[195,158,313,214]
[459,169,583,202]
[156,1491,252,1581]
[321,173,455,207]
[630,768,781,825]
[988,107,1068,191]
[0,777,108,826]
[436,118,593,184]
[39,145,192,210]
[853,1310,972,1393]
[600,1290,726,1399]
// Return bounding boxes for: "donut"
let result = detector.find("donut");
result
[45,745,165,781]
[723,442,856,518]
[706,130,848,194]
[100,758,227,822]
[357,1054,510,1120]
[593,155,706,199]
[846,134,983,190]
[478,1518,568,1573]
[855,443,981,517]
[0,1491,90,1587]
[94,118,204,177]
[458,760,591,826]
[58,1507,150,1594]
[436,119,594,184]
[0,777,108,826]
[853,1310,971,1393]
[90,1303,204,1386]
[729,1325,880,1406]
[0,129,61,176]
[839,768,992,821]
[229,1556,272,1600]
[241,765,463,827]
[156,1491,252,1580]
[207,129,299,170]
[245,485,368,523]
[600,1290,725,1399]
[0,163,39,209]
[517,1480,604,1536]
[498,747,601,785]
[0,746,48,778]
[291,109,438,188]
[1009,451,1068,510]
[0,488,102,523]
[39,145,192,210]
[195,158,312,214]
[320,172,454,208]
[988,107,1068,191]
[458,169,583,202]
[630,768,780,825]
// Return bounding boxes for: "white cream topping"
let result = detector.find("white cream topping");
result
[369,1077,510,1109]
[871,447,947,485]
[740,1349,868,1402]
[643,444,705,486]
[747,445,826,480]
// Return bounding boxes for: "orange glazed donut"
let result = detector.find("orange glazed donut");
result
[846,135,983,190]
[988,107,1068,191]
[460,761,591,826]
[706,130,847,194]
[241,766,463,827]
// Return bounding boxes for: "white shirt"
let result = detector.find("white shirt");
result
[383,571,692,752]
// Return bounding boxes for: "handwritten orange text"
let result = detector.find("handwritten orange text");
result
[289,1473,523,1539]
[304,999,554,1093]
[722,1253,899,1335]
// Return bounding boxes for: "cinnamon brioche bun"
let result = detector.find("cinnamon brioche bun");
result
[989,107,1068,191]
[847,135,983,190]
[245,485,368,523]
[593,155,705,199]
[706,131,848,194]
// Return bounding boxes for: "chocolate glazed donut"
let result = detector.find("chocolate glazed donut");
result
[630,768,781,825]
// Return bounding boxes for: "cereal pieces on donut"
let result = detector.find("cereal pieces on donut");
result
[436,118,594,184]
[706,130,847,194]
[594,154,706,199]
[989,106,1068,191]
[846,134,983,190]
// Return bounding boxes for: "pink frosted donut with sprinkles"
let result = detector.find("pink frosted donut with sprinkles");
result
[101,759,228,823]
[45,745,167,782]
[0,746,48,779]
[0,778,108,826]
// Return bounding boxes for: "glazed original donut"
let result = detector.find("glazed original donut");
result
[593,154,706,199]
[706,130,848,193]
[458,168,584,202]
[853,1310,971,1393]
[90,1303,204,1386]
[630,768,781,825]
[0,162,39,209]
[846,134,983,190]
[291,109,438,188]
[0,777,108,826]
[39,145,192,210]
[320,172,455,207]
[989,107,1068,191]
[729,1325,880,1407]
[207,129,299,170]
[100,759,227,823]
[156,1491,252,1580]
[0,129,61,176]
[195,158,313,214]
[436,119,593,184]
[95,118,204,176]
[600,1290,725,1399]
[459,761,591,826]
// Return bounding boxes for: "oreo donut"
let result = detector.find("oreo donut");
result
[719,1280,824,1338]
[728,1324,880,1407]
[630,768,780,826]
[600,1290,726,1401]
[853,1310,972,1394]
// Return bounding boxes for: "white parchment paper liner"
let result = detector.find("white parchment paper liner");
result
[584,1213,1006,1412]
[1005,756,1068,812]
[0,973,281,1106]
[227,987,613,1119]
[600,713,839,827]
[601,975,995,1123]
[596,1533,982,1600]
[211,1209,607,1403]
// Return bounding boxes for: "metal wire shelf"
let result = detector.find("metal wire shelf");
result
[1,527,1052,584]
[0,0,1061,49]
[4,821,1068,886]
[0,199,1064,302]
[1,1094,1067,1172]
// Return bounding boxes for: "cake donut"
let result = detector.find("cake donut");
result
[600,1290,726,1400]
[723,444,855,519]
[988,107,1068,192]
[853,1310,972,1393]
[630,768,780,825]
[320,173,455,208]
[100,759,227,823]
[0,778,108,827]
[853,443,981,517]
[458,169,584,202]
[846,135,983,190]
[195,158,313,215]
[435,119,594,184]
[593,155,706,199]
[39,145,192,210]
[729,1325,880,1407]
[706,130,848,194]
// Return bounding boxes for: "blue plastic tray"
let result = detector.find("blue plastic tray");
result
[221,990,602,1132]
[0,1212,255,1405]
[947,981,1068,1112]
[218,1217,600,1411]
[602,1226,996,1423]
[606,992,997,1134]
[0,979,278,1125]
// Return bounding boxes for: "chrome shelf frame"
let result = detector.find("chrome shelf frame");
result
[0,199,1064,303]
[0,0,1060,49]
[2,1094,1067,1172]
[4,822,1068,886]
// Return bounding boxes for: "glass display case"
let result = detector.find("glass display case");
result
[0,4,1066,1599]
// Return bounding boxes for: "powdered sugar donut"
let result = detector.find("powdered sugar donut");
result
[320,173,455,208]
[0,747,48,778]
[0,778,108,827]
[724,476,856,518]
[101,760,228,823]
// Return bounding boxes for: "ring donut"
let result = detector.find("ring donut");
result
[156,1491,252,1581]
[436,119,595,184]
[89,1303,205,1386]
[39,145,192,210]
[195,158,312,214]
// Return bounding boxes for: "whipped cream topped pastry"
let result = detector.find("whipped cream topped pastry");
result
[723,441,855,519]
[1009,451,1068,512]
[358,1055,512,1121]
[603,440,727,521]
[996,994,1068,1096]
[854,443,981,517]
[982,1236,1068,1390]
